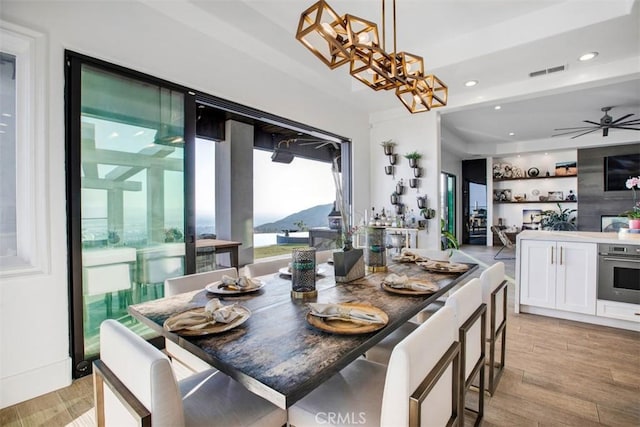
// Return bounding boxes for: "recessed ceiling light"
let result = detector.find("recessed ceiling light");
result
[578,52,598,62]
[464,80,478,87]
[508,132,515,136]
[494,105,501,110]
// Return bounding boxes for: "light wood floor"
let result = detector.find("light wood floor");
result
[1,244,638,426]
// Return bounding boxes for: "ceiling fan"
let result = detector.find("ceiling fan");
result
[552,106,640,139]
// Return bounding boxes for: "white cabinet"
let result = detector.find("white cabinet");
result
[597,300,640,324]
[520,239,597,314]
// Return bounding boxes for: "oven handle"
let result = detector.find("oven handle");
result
[601,257,640,264]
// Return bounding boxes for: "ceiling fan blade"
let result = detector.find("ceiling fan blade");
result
[603,127,609,137]
[611,113,634,124]
[615,119,640,125]
[552,129,590,137]
[583,120,602,126]
[570,128,600,139]
[553,126,597,131]
[610,126,640,131]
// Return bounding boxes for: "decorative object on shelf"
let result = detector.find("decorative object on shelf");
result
[388,154,397,165]
[541,203,577,230]
[409,178,419,188]
[396,179,405,195]
[512,166,524,178]
[413,167,423,177]
[380,139,396,155]
[545,170,550,177]
[601,215,629,232]
[620,176,640,228]
[493,164,504,179]
[416,195,426,209]
[394,203,404,215]
[527,167,540,177]
[538,195,549,202]
[291,247,317,299]
[531,189,540,197]
[566,190,577,201]
[502,164,514,179]
[384,165,394,176]
[548,191,564,201]
[522,209,543,230]
[552,106,640,139]
[555,161,577,176]
[404,151,422,168]
[493,189,512,202]
[295,0,448,114]
[513,194,527,202]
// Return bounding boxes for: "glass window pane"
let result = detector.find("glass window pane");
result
[80,64,185,357]
[0,52,17,257]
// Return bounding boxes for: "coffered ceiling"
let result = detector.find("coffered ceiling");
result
[143,0,640,151]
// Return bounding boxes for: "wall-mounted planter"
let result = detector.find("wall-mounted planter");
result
[390,193,399,205]
[409,178,419,188]
[413,167,423,178]
[408,158,418,168]
[388,154,397,165]
[396,181,405,195]
[381,140,396,155]
[417,196,427,209]
[384,165,394,175]
[395,203,404,215]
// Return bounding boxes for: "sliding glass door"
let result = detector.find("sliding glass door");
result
[67,54,190,377]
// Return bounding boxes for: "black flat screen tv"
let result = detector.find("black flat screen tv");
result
[604,153,640,191]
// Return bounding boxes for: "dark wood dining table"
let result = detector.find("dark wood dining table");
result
[128,260,477,409]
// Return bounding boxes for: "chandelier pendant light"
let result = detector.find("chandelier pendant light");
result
[296,0,448,114]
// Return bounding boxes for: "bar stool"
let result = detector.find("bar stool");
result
[479,261,508,395]
[444,278,486,426]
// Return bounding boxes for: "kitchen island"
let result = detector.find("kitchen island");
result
[515,230,639,331]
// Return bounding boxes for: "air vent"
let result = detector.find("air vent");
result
[529,64,567,78]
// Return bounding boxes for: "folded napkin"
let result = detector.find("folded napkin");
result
[219,275,259,290]
[165,299,241,332]
[383,273,436,292]
[308,303,385,325]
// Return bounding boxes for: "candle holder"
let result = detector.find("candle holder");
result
[291,247,317,299]
[364,226,387,273]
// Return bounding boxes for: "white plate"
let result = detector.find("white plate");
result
[204,280,265,295]
[278,267,326,277]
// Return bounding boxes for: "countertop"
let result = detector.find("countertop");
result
[516,230,640,245]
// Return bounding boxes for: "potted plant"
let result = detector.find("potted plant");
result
[620,176,640,229]
[396,179,405,195]
[441,219,460,250]
[420,208,436,219]
[404,151,422,168]
[380,139,396,155]
[541,203,577,230]
[416,195,427,209]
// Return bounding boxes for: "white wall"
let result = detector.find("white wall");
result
[0,0,371,407]
[369,110,441,249]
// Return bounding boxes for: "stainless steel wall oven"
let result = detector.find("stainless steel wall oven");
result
[598,243,640,305]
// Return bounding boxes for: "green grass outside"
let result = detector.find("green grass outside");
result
[254,243,307,259]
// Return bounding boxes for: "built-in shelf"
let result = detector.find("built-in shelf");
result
[493,175,577,182]
[494,200,578,204]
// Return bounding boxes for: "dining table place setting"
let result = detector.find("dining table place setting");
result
[205,275,264,295]
[391,250,428,263]
[416,259,470,273]
[305,302,389,335]
[163,298,251,336]
[380,272,440,295]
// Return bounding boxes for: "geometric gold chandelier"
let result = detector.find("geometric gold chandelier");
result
[296,0,448,114]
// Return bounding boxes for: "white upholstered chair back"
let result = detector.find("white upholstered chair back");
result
[444,278,483,381]
[96,319,185,427]
[164,267,238,297]
[245,257,290,278]
[380,306,459,427]
[315,249,334,264]
[479,262,506,337]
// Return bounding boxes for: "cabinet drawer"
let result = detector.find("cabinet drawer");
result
[597,300,640,323]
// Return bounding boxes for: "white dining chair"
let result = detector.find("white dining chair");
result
[244,257,291,278]
[288,306,461,427]
[479,261,508,395]
[444,278,486,426]
[163,267,238,376]
[94,319,286,427]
